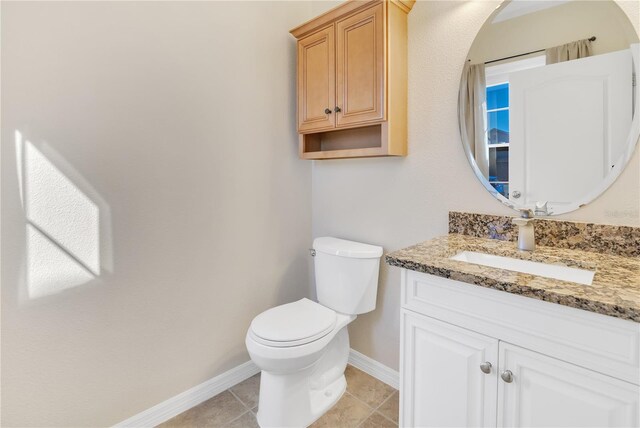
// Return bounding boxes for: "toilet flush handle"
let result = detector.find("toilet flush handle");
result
[309,249,316,257]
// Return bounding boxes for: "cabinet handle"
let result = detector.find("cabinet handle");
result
[479,362,492,374]
[500,370,514,383]
[324,108,332,114]
[335,106,342,113]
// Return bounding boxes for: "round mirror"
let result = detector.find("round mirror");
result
[458,0,639,216]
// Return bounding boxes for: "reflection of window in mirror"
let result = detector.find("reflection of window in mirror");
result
[484,55,545,198]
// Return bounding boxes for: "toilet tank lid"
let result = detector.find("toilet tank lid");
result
[313,237,383,259]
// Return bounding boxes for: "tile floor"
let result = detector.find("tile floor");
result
[158,365,398,428]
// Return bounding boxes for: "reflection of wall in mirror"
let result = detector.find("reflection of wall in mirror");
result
[469,1,639,64]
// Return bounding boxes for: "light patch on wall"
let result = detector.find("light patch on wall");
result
[16,130,106,298]
[26,224,96,298]
[24,140,100,275]
[15,131,25,207]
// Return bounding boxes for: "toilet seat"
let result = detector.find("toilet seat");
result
[249,298,337,348]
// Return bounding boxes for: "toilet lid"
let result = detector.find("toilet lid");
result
[250,298,337,347]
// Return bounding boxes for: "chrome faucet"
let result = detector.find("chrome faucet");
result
[512,209,535,251]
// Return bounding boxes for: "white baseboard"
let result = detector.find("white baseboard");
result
[348,348,399,390]
[114,360,259,428]
[115,349,397,427]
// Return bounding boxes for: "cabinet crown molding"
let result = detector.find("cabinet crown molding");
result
[290,0,414,39]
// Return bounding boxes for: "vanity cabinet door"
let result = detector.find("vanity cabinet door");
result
[497,342,639,428]
[297,25,335,133]
[335,3,385,128]
[401,310,499,428]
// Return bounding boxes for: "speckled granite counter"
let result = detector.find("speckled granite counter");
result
[449,211,640,257]
[386,234,640,322]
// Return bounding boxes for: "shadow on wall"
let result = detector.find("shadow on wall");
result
[15,130,113,300]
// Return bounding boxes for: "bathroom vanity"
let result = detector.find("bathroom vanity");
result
[387,214,640,428]
[384,0,640,424]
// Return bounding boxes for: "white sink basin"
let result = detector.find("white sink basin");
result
[450,251,595,285]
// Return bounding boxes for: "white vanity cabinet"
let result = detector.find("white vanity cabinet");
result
[497,343,638,427]
[400,269,640,428]
[402,312,498,427]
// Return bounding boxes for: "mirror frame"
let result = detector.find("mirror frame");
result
[458,0,640,216]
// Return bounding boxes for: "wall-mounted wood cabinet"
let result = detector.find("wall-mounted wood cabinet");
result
[291,0,414,160]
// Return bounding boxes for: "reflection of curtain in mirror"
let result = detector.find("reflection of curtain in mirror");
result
[459,62,488,177]
[546,39,592,64]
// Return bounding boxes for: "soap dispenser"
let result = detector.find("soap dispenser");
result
[512,209,535,251]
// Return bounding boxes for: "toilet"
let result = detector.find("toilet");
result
[245,237,383,428]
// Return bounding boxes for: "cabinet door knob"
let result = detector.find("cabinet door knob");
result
[501,370,514,383]
[335,106,342,113]
[479,362,492,374]
[324,108,332,114]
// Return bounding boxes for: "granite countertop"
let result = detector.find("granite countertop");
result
[386,234,640,322]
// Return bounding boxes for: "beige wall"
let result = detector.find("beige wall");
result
[311,0,640,371]
[2,1,639,426]
[1,2,313,426]
[469,1,639,63]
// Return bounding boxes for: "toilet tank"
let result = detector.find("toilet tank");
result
[313,237,383,315]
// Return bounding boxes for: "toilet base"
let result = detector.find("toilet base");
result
[256,374,346,428]
[255,327,350,428]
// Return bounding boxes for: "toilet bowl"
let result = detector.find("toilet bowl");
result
[246,299,355,427]
[245,237,383,428]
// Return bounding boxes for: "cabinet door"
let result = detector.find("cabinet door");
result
[498,342,639,428]
[401,311,499,428]
[297,26,335,133]
[335,4,385,127]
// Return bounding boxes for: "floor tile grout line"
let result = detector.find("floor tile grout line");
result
[353,387,399,427]
[224,408,252,426]
[347,385,396,414]
[371,391,399,425]
[344,390,377,412]
[374,389,396,410]
[354,407,377,428]
[347,365,397,408]
[371,409,399,426]
[162,389,250,428]
[227,388,255,415]
[361,405,398,428]
[223,389,253,426]
[343,391,377,427]
[354,406,399,428]
[346,390,398,428]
